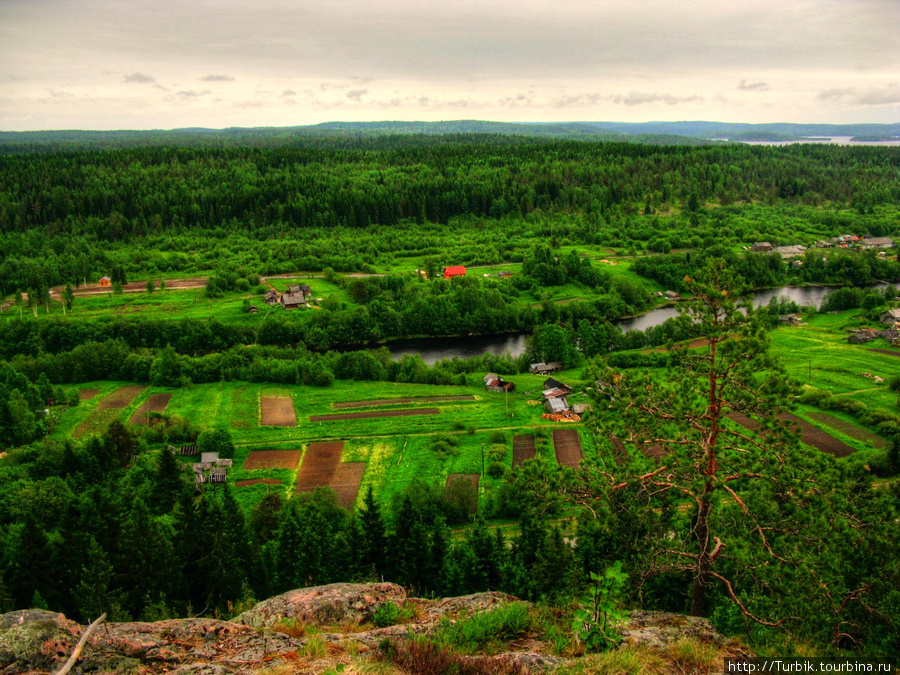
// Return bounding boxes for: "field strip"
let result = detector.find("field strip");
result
[260,396,297,426]
[243,449,302,470]
[129,393,172,425]
[236,478,283,487]
[79,388,99,401]
[73,409,121,439]
[512,434,536,466]
[334,395,474,409]
[97,385,146,409]
[553,429,583,467]
[296,441,344,493]
[728,411,856,457]
[806,412,888,449]
[309,408,440,422]
[331,462,367,509]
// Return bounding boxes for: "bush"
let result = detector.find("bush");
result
[487,461,507,478]
[373,601,401,627]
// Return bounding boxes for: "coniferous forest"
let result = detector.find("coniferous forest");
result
[1,132,899,660]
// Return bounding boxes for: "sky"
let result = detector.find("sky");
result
[1,0,898,131]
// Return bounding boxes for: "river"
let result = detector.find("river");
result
[384,284,896,364]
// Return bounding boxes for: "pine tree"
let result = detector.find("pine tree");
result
[74,537,128,622]
[358,485,387,576]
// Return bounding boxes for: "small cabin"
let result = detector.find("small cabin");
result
[443,266,467,280]
[98,276,112,287]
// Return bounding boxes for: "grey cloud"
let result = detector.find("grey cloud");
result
[346,89,367,101]
[174,90,212,101]
[124,72,155,83]
[552,94,603,108]
[612,91,703,106]
[817,88,854,101]
[817,85,900,105]
[738,80,768,91]
[201,74,234,82]
[282,90,297,96]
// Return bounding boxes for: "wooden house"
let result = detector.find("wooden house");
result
[281,288,308,309]
[498,271,512,278]
[209,467,227,483]
[880,309,900,325]
[530,362,563,375]
[483,373,515,392]
[848,329,879,344]
[180,444,198,457]
[264,289,279,305]
[779,313,803,326]
[200,452,219,464]
[544,397,570,414]
[664,290,681,301]
[750,242,773,252]
[543,377,573,393]
[443,266,467,280]
[98,276,112,287]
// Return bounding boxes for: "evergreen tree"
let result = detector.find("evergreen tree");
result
[358,486,387,576]
[74,536,128,622]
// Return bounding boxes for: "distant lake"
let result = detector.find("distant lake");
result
[742,136,900,147]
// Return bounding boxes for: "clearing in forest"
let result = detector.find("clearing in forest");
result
[295,441,344,493]
[243,450,303,470]
[330,462,367,509]
[97,385,146,409]
[512,434,536,466]
[333,395,474,409]
[310,408,440,422]
[79,388,99,401]
[553,429,583,467]
[129,393,172,425]
[728,411,856,458]
[260,396,297,426]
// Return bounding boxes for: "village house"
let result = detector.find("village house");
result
[264,289,279,305]
[859,237,895,250]
[544,396,570,414]
[98,276,112,287]
[848,329,879,344]
[498,271,512,278]
[773,244,806,259]
[879,308,900,325]
[779,313,803,326]
[443,266,467,280]
[664,290,681,301]
[750,242,773,252]
[281,285,309,310]
[483,373,515,393]
[529,362,563,375]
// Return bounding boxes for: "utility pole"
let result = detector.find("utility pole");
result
[481,443,485,477]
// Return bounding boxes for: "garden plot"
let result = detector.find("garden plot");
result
[806,412,888,449]
[260,396,297,426]
[243,450,302,470]
[129,393,172,425]
[553,429,583,468]
[295,442,344,493]
[236,478,283,487]
[512,434,536,466]
[310,408,440,422]
[333,395,474,409]
[97,385,145,409]
[728,411,856,458]
[330,462,367,510]
[79,388,99,401]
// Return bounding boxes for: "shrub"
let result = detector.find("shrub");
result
[373,601,401,628]
[487,461,507,478]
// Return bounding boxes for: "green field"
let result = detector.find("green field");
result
[52,374,597,512]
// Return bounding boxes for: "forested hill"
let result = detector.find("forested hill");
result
[1,120,898,153]
[2,139,900,295]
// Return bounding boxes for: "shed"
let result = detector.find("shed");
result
[860,237,895,249]
[572,403,591,415]
[98,276,112,287]
[264,289,279,305]
[443,266,467,280]
[779,313,803,325]
[664,290,681,301]
[880,309,900,325]
[848,329,879,344]
[530,362,563,375]
[180,444,198,457]
[249,305,259,314]
[209,467,227,483]
[281,290,308,309]
[750,242,773,252]
[201,452,219,464]
[543,377,572,393]
[498,271,512,278]
[544,397,570,414]
[215,458,233,467]
[774,245,807,259]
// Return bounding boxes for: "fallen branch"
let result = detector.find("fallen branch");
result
[56,612,106,675]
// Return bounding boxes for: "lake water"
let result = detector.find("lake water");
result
[384,284,896,364]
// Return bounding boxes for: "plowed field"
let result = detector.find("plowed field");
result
[79,389,99,401]
[243,450,302,470]
[261,397,297,426]
[512,434,536,466]
[295,442,344,493]
[728,411,856,457]
[331,462,367,509]
[553,429,583,468]
[97,385,145,409]
[129,393,172,425]
[310,408,439,422]
[334,396,474,409]
[236,478,283,487]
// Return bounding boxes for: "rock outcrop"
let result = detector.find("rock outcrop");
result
[0,583,750,674]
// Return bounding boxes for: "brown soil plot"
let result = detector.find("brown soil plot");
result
[97,385,146,409]
[79,388,99,401]
[512,434,536,466]
[334,395,474,409]
[243,450,303,470]
[310,408,440,422]
[806,412,887,449]
[331,462,367,510]
[295,442,344,493]
[728,412,856,457]
[869,348,900,357]
[553,429,583,468]
[260,396,297,426]
[236,478,283,487]
[129,393,172,425]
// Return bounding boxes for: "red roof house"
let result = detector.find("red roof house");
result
[443,266,467,280]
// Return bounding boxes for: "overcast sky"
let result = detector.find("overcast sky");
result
[1,0,898,130]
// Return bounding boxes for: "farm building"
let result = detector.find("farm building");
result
[750,242,773,252]
[498,271,512,278]
[848,329,879,344]
[483,373,515,392]
[543,377,573,393]
[664,290,681,301]
[443,266,467,280]
[281,288,308,309]
[779,313,803,325]
[860,237,895,250]
[774,245,806,259]
[98,276,112,287]
[544,397,570,414]
[529,362,563,375]
[880,308,900,325]
[264,289,279,305]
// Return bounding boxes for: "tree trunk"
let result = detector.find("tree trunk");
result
[691,495,712,616]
